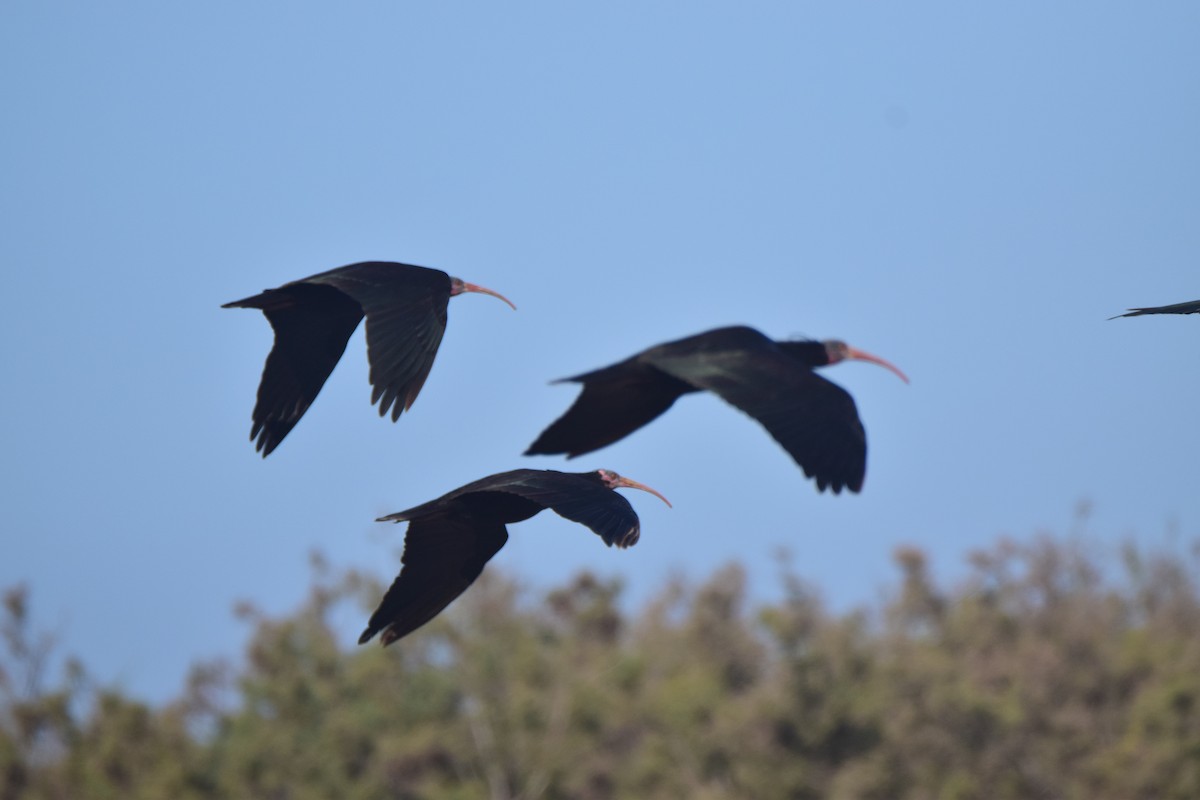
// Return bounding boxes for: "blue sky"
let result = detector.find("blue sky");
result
[3,3,1198,703]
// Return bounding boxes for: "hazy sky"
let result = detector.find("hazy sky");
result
[3,3,1198,703]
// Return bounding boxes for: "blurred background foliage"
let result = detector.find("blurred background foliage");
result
[3,534,1199,800]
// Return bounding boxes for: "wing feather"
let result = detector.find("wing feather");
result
[1112,299,1200,318]
[306,262,452,422]
[361,511,508,646]
[525,361,694,458]
[649,339,867,494]
[384,469,643,549]
[483,470,643,548]
[222,284,363,456]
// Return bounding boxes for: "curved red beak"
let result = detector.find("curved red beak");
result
[459,280,516,310]
[845,346,910,384]
[614,475,673,508]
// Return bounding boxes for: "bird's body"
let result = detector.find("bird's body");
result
[1111,299,1200,319]
[526,326,907,494]
[361,468,669,646]
[223,261,514,456]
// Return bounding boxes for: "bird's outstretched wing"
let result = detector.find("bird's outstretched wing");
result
[433,470,643,548]
[360,510,508,646]
[306,262,452,421]
[222,284,363,456]
[648,337,867,494]
[386,469,644,551]
[488,470,643,548]
[526,361,695,458]
[1111,299,1200,319]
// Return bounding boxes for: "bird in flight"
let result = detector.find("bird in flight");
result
[1110,299,1200,319]
[360,468,670,646]
[526,326,908,494]
[223,261,515,456]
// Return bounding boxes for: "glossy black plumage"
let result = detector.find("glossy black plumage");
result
[223,261,513,456]
[1111,299,1200,319]
[360,469,669,646]
[526,326,908,494]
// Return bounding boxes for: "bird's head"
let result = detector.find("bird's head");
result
[823,340,910,383]
[596,469,672,507]
[449,277,517,310]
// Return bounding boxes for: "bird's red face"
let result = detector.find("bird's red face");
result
[596,469,673,507]
[823,340,910,383]
[449,276,517,310]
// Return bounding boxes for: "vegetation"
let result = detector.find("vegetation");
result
[4,535,1200,799]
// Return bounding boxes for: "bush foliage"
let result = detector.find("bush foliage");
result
[3,536,1199,799]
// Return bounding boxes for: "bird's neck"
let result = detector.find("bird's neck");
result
[776,340,830,368]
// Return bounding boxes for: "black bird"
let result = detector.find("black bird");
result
[526,326,908,494]
[360,468,670,646]
[1110,299,1200,319]
[223,261,515,456]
